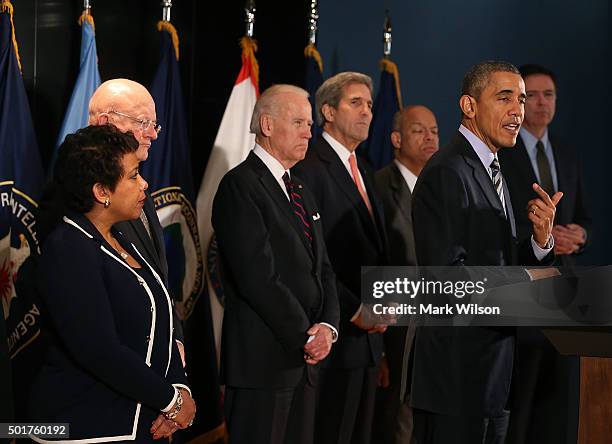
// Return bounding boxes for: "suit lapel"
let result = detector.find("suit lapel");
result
[389,163,413,223]
[464,153,506,218]
[317,139,382,248]
[512,137,538,185]
[117,217,162,274]
[358,157,385,250]
[549,134,569,221]
[250,154,314,259]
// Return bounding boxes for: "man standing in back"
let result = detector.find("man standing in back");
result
[373,105,439,444]
[294,72,388,444]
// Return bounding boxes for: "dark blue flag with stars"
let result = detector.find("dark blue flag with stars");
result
[0,0,44,421]
[359,58,403,170]
[146,21,226,443]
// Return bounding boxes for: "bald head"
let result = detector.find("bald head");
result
[89,79,158,161]
[391,105,439,176]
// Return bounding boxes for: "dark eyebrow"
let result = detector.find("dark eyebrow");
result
[495,89,514,96]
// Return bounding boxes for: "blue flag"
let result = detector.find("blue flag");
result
[360,58,403,170]
[0,1,44,419]
[0,0,43,325]
[50,11,101,175]
[146,21,225,443]
[304,43,324,145]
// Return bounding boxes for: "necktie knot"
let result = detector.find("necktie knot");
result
[490,157,500,175]
[536,140,545,152]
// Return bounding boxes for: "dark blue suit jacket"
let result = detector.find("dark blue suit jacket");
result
[29,214,188,441]
[213,152,339,389]
[293,137,388,369]
[410,132,554,416]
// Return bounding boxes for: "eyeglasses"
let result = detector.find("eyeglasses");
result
[107,110,162,134]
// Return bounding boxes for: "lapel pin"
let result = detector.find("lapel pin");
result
[313,213,321,221]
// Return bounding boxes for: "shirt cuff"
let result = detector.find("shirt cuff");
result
[531,235,554,261]
[319,322,339,343]
[350,303,363,322]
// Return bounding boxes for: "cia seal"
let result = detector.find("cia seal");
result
[152,186,204,320]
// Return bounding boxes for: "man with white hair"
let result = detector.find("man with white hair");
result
[212,84,339,444]
[88,79,191,439]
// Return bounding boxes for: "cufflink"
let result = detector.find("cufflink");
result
[329,327,338,341]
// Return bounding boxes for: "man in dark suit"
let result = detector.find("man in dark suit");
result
[212,85,339,444]
[410,61,562,444]
[88,80,189,437]
[499,64,591,264]
[293,72,388,444]
[499,64,591,444]
[373,105,439,444]
[88,79,184,361]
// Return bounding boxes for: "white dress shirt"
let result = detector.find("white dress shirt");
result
[394,159,419,193]
[322,132,368,192]
[253,144,290,200]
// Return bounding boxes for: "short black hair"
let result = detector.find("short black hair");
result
[518,64,557,88]
[461,60,520,99]
[54,125,139,213]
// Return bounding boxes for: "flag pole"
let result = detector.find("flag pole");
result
[245,0,256,38]
[161,0,172,23]
[380,10,402,109]
[383,9,392,58]
[308,0,319,46]
[304,0,322,72]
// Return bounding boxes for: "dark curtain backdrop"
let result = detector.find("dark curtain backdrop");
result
[13,0,610,264]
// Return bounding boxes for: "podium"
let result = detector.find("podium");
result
[542,328,612,444]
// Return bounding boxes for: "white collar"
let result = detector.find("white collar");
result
[322,131,354,164]
[253,143,290,181]
[458,124,497,176]
[393,159,418,193]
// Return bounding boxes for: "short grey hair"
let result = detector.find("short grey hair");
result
[315,72,373,126]
[461,60,520,99]
[250,84,310,135]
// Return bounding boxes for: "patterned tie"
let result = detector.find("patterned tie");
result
[282,172,313,246]
[348,153,373,216]
[536,140,554,196]
[490,156,506,217]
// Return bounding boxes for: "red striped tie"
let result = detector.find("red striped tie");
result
[282,172,313,246]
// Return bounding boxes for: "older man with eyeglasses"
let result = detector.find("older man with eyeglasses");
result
[87,78,189,439]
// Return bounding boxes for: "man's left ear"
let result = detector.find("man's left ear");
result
[260,114,274,137]
[390,131,402,150]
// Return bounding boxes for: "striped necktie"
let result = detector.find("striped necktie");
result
[490,156,506,217]
[282,172,313,246]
